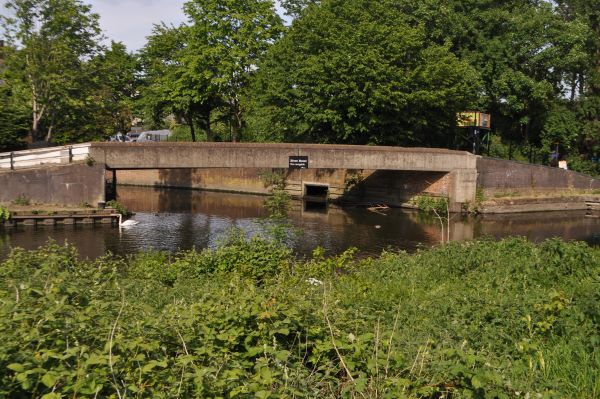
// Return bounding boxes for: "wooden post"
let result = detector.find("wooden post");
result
[10,152,14,170]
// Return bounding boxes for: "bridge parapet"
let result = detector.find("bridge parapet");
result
[88,142,477,172]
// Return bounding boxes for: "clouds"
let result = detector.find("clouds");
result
[88,0,187,51]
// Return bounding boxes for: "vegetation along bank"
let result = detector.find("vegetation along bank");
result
[1,236,599,398]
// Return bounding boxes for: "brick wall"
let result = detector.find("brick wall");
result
[477,157,600,195]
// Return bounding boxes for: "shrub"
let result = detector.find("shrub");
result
[0,205,9,222]
[106,199,129,216]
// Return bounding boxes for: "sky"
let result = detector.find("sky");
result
[1,0,286,52]
[88,0,188,51]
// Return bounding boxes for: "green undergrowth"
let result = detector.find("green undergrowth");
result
[1,237,599,398]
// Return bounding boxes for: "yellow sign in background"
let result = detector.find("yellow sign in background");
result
[457,111,491,129]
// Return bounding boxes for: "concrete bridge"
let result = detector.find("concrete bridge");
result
[2,142,599,212]
[1,142,478,210]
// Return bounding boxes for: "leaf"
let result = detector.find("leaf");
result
[41,372,58,388]
[7,363,25,372]
[471,375,483,389]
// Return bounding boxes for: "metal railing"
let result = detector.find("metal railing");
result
[0,143,91,170]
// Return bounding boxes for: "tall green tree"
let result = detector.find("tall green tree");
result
[1,0,102,143]
[246,0,478,146]
[140,23,219,142]
[141,0,283,142]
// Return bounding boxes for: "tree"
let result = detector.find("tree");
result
[88,41,140,138]
[444,0,590,159]
[1,0,102,143]
[140,0,283,142]
[0,43,29,151]
[140,23,219,142]
[246,0,478,146]
[554,0,600,157]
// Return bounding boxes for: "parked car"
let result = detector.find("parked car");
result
[109,133,130,142]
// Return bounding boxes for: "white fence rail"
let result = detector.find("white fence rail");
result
[0,144,91,170]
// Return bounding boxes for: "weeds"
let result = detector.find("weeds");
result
[12,195,30,206]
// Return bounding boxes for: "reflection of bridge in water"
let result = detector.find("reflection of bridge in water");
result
[2,186,599,260]
[117,187,600,248]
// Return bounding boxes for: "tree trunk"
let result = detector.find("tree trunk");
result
[45,123,54,142]
[188,111,197,142]
[231,96,242,143]
[204,107,213,142]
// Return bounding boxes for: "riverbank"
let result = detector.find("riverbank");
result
[478,193,600,214]
[1,237,598,398]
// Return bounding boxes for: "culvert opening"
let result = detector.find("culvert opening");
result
[304,184,329,198]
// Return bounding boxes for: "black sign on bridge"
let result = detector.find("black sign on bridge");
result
[289,156,309,169]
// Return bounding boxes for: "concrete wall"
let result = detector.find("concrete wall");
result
[116,168,450,207]
[0,163,105,206]
[477,157,600,196]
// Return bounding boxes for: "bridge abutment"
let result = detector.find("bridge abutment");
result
[0,163,106,207]
[448,169,478,211]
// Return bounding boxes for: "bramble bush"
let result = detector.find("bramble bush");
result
[0,237,599,398]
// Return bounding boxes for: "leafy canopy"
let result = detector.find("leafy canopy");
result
[246,0,479,146]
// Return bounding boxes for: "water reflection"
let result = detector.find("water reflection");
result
[1,186,599,260]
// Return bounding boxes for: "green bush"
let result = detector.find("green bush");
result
[106,200,129,216]
[1,238,599,398]
[567,156,600,178]
[0,206,9,222]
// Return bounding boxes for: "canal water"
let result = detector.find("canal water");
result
[1,186,600,260]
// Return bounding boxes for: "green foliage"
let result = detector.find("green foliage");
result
[258,169,294,243]
[106,200,129,216]
[247,0,478,146]
[1,238,599,398]
[279,0,319,18]
[411,194,449,214]
[0,205,10,222]
[0,65,29,152]
[84,154,95,166]
[567,156,600,178]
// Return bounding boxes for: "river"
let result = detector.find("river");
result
[1,186,600,260]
